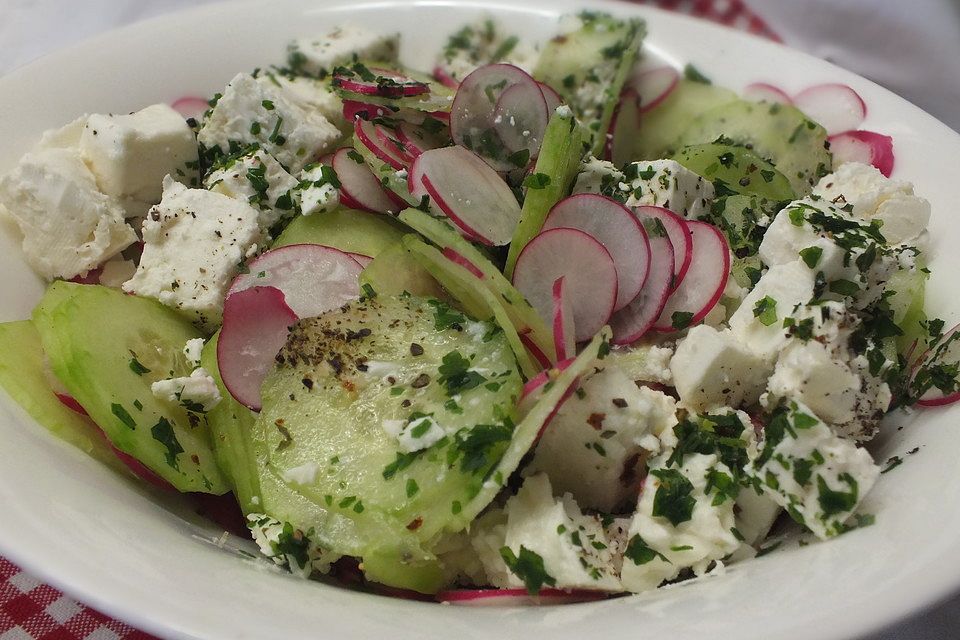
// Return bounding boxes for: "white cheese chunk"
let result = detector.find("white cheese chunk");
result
[287,25,399,77]
[203,147,298,231]
[671,325,772,411]
[295,162,341,216]
[258,73,349,136]
[620,453,741,593]
[247,513,339,577]
[745,400,880,539]
[622,160,715,219]
[468,508,511,588]
[528,364,678,512]
[198,73,341,174]
[608,345,675,385]
[150,367,222,412]
[123,177,263,329]
[394,415,446,453]
[0,147,136,280]
[97,257,137,288]
[735,484,782,547]
[38,115,89,150]
[183,338,205,369]
[79,104,198,207]
[571,156,624,197]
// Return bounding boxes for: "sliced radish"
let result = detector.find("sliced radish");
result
[792,83,867,135]
[170,96,210,120]
[493,82,549,155]
[451,64,547,171]
[333,67,429,98]
[519,330,553,370]
[633,206,692,291]
[610,232,676,345]
[828,130,895,177]
[912,322,960,407]
[538,82,563,113]
[342,100,392,122]
[513,228,618,343]
[542,194,650,311]
[332,147,403,214]
[348,253,373,267]
[438,587,608,606]
[606,88,642,167]
[651,221,730,332]
[432,66,460,90]
[552,277,575,361]
[518,358,576,439]
[228,243,362,319]
[441,247,484,279]
[631,67,680,113]
[355,118,407,170]
[413,146,522,246]
[218,286,299,411]
[374,123,416,165]
[742,82,793,105]
[396,121,447,158]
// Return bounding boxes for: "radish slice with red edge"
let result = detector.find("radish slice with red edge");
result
[519,330,553,370]
[651,221,730,332]
[374,123,416,165]
[441,247,485,279]
[451,63,548,171]
[170,96,210,120]
[396,121,447,158]
[218,286,299,411]
[342,100,392,122]
[332,147,403,214]
[742,82,793,105]
[437,587,608,606]
[606,88,642,167]
[538,82,563,113]
[912,322,960,407]
[413,145,522,246]
[513,227,618,342]
[333,67,429,98]
[355,118,407,170]
[432,66,460,89]
[552,277,575,360]
[610,228,676,345]
[348,253,373,267]
[792,83,867,135]
[631,67,679,113]
[542,194,650,311]
[518,357,576,441]
[228,243,362,319]
[828,130,895,177]
[633,206,692,291]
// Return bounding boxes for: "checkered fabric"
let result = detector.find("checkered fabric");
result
[0,1,777,637]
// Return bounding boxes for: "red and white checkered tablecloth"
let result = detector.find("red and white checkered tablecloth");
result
[0,1,776,638]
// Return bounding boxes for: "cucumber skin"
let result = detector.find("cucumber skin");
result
[272,207,407,258]
[33,282,228,494]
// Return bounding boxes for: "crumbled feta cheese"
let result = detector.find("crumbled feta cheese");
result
[744,400,880,539]
[572,156,624,197]
[257,72,349,136]
[295,162,340,216]
[527,364,678,512]
[287,25,399,77]
[183,338,205,368]
[198,73,341,174]
[555,104,573,118]
[37,115,88,150]
[0,147,136,280]
[203,146,298,230]
[670,325,772,411]
[281,462,322,486]
[395,415,445,453]
[247,513,339,577]
[608,344,674,385]
[123,177,263,329]
[97,257,137,288]
[79,104,198,205]
[150,366,222,412]
[469,508,511,587]
[622,160,715,219]
[436,19,536,82]
[620,453,741,593]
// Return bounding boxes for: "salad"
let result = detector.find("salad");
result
[0,11,956,604]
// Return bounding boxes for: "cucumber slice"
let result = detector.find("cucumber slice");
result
[272,207,406,257]
[258,294,521,590]
[359,240,449,301]
[677,99,832,195]
[886,266,928,355]
[632,79,738,160]
[533,12,645,154]
[706,194,782,259]
[505,109,587,278]
[335,63,456,115]
[0,320,124,472]
[33,282,228,493]
[671,143,796,202]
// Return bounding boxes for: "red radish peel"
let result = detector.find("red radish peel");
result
[828,130,895,177]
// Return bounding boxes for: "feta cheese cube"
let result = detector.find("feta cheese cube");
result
[295,162,341,216]
[729,261,816,361]
[671,325,772,411]
[257,73,349,136]
[123,177,263,329]
[97,257,137,288]
[37,115,88,150]
[571,156,624,197]
[735,484,781,546]
[768,340,861,425]
[151,367,222,412]
[287,25,399,77]
[203,147,298,231]
[622,160,715,219]
[745,400,880,539]
[183,338,205,368]
[497,473,622,591]
[527,364,678,512]
[0,147,136,280]
[620,453,741,593]
[198,73,341,174]
[79,104,198,204]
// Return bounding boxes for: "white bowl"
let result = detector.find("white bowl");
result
[2,1,959,638]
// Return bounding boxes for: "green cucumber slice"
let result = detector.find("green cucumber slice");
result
[272,207,406,257]
[33,282,228,493]
[359,240,449,301]
[671,143,796,202]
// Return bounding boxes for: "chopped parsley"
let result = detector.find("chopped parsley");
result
[752,295,778,326]
[111,403,136,430]
[499,546,556,595]
[650,468,696,526]
[437,350,487,395]
[151,416,183,469]
[128,357,150,376]
[624,534,669,566]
